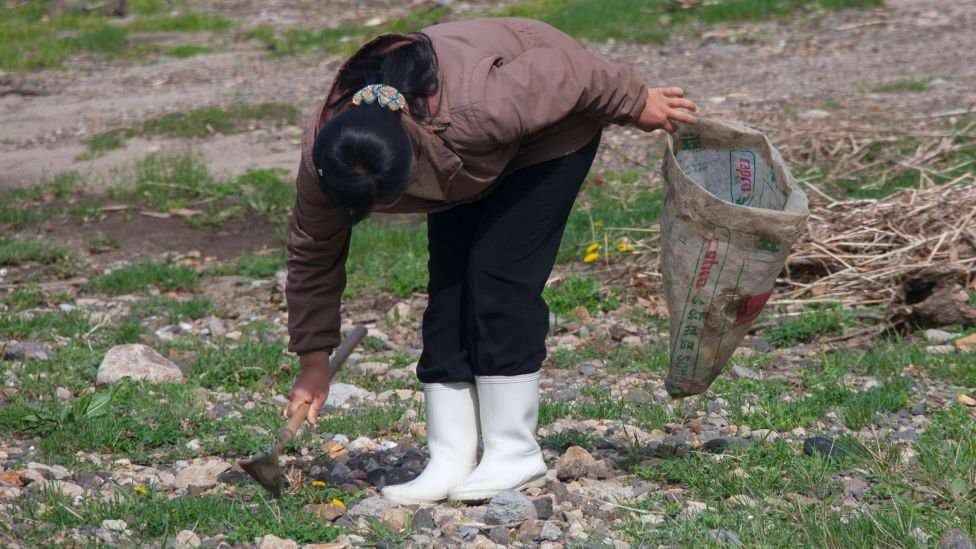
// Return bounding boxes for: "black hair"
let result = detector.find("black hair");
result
[313,33,439,224]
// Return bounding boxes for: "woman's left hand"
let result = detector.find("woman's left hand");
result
[636,87,698,133]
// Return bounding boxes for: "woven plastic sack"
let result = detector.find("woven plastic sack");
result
[660,119,809,398]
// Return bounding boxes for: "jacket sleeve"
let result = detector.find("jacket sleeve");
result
[286,163,351,355]
[471,26,647,145]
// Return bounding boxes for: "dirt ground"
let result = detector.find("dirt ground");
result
[2,0,974,194]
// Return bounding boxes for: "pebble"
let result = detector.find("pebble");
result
[326,383,371,406]
[928,345,956,355]
[174,459,231,490]
[55,387,72,401]
[96,344,184,385]
[533,496,554,520]
[539,522,562,541]
[347,496,396,521]
[556,446,597,481]
[702,437,750,454]
[939,528,975,549]
[709,529,743,547]
[924,329,957,343]
[382,508,410,531]
[624,388,653,404]
[354,362,391,377]
[413,507,435,530]
[1,341,50,361]
[28,480,84,498]
[173,530,202,549]
[101,519,127,532]
[680,500,708,518]
[488,526,510,545]
[258,535,299,549]
[803,436,857,459]
[726,494,757,508]
[485,490,537,525]
[306,503,346,521]
[799,109,831,119]
[731,365,761,380]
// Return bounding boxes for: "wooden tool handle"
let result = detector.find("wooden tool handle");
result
[330,325,368,378]
[276,325,368,451]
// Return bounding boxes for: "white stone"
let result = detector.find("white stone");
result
[174,459,231,489]
[173,530,202,549]
[924,329,957,343]
[258,534,299,549]
[799,109,831,120]
[96,344,184,385]
[326,383,371,406]
[101,519,127,532]
[680,500,709,519]
[29,480,84,498]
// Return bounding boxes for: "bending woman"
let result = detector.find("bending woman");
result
[284,17,697,504]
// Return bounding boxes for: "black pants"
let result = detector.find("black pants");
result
[417,132,601,383]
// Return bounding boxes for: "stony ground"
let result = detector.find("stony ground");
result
[1,0,976,548]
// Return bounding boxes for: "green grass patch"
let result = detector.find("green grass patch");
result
[85,261,199,295]
[495,0,882,44]
[163,44,214,58]
[842,376,912,430]
[544,274,621,316]
[760,306,857,346]
[870,78,938,93]
[345,220,428,298]
[205,249,286,278]
[244,5,449,57]
[0,237,71,266]
[0,310,93,341]
[0,173,82,230]
[83,103,298,158]
[190,341,294,392]
[14,480,345,545]
[0,3,233,71]
[1,286,66,312]
[541,429,598,452]
[130,295,215,323]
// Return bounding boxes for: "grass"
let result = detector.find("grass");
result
[0,172,82,230]
[544,274,621,316]
[243,6,449,58]
[870,78,939,93]
[495,0,883,44]
[81,103,298,159]
[205,249,286,278]
[85,261,198,295]
[0,237,71,266]
[0,3,233,71]
[759,306,859,346]
[14,482,345,545]
[129,296,215,323]
[1,286,67,312]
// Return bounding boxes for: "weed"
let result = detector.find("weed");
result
[544,274,620,316]
[205,249,286,278]
[85,261,198,295]
[1,286,65,312]
[0,237,71,266]
[0,173,82,230]
[760,306,856,346]
[541,429,598,452]
[191,341,294,392]
[130,296,215,323]
[345,220,428,298]
[871,78,937,93]
[843,376,912,430]
[0,311,93,341]
[164,44,213,58]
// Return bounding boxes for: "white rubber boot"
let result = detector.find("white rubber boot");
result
[449,372,548,502]
[381,382,479,505]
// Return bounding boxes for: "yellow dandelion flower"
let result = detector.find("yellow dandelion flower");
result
[592,220,604,229]
[585,242,600,254]
[133,485,147,495]
[331,498,346,508]
[311,480,327,488]
[616,239,635,253]
[583,252,600,263]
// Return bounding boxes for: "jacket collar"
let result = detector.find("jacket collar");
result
[301,33,460,202]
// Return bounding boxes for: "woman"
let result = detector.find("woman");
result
[284,17,697,504]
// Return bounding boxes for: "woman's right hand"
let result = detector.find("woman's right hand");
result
[636,87,698,133]
[286,351,332,424]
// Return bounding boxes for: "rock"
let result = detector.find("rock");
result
[458,526,479,541]
[842,478,868,499]
[0,485,22,500]
[326,383,371,406]
[174,460,231,490]
[0,470,24,486]
[803,437,856,460]
[925,329,957,343]
[939,529,975,549]
[702,437,751,454]
[517,520,544,542]
[2,341,50,361]
[539,522,562,541]
[552,388,579,402]
[28,462,71,480]
[101,519,127,532]
[624,388,653,404]
[799,109,831,120]
[171,530,201,549]
[730,365,760,380]
[96,344,184,385]
[28,480,84,498]
[928,345,956,355]
[958,394,976,407]
[910,403,927,415]
[432,506,462,527]
[532,496,554,520]
[55,387,72,401]
[413,507,435,529]
[258,535,299,549]
[786,493,819,506]
[709,529,743,546]
[680,500,708,519]
[347,496,396,521]
[354,362,390,377]
[486,490,537,525]
[557,446,596,481]
[489,526,510,545]
[306,503,346,521]
[576,360,601,377]
[726,494,757,508]
[382,508,409,531]
[954,333,976,351]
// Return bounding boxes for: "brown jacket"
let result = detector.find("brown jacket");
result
[287,18,648,354]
